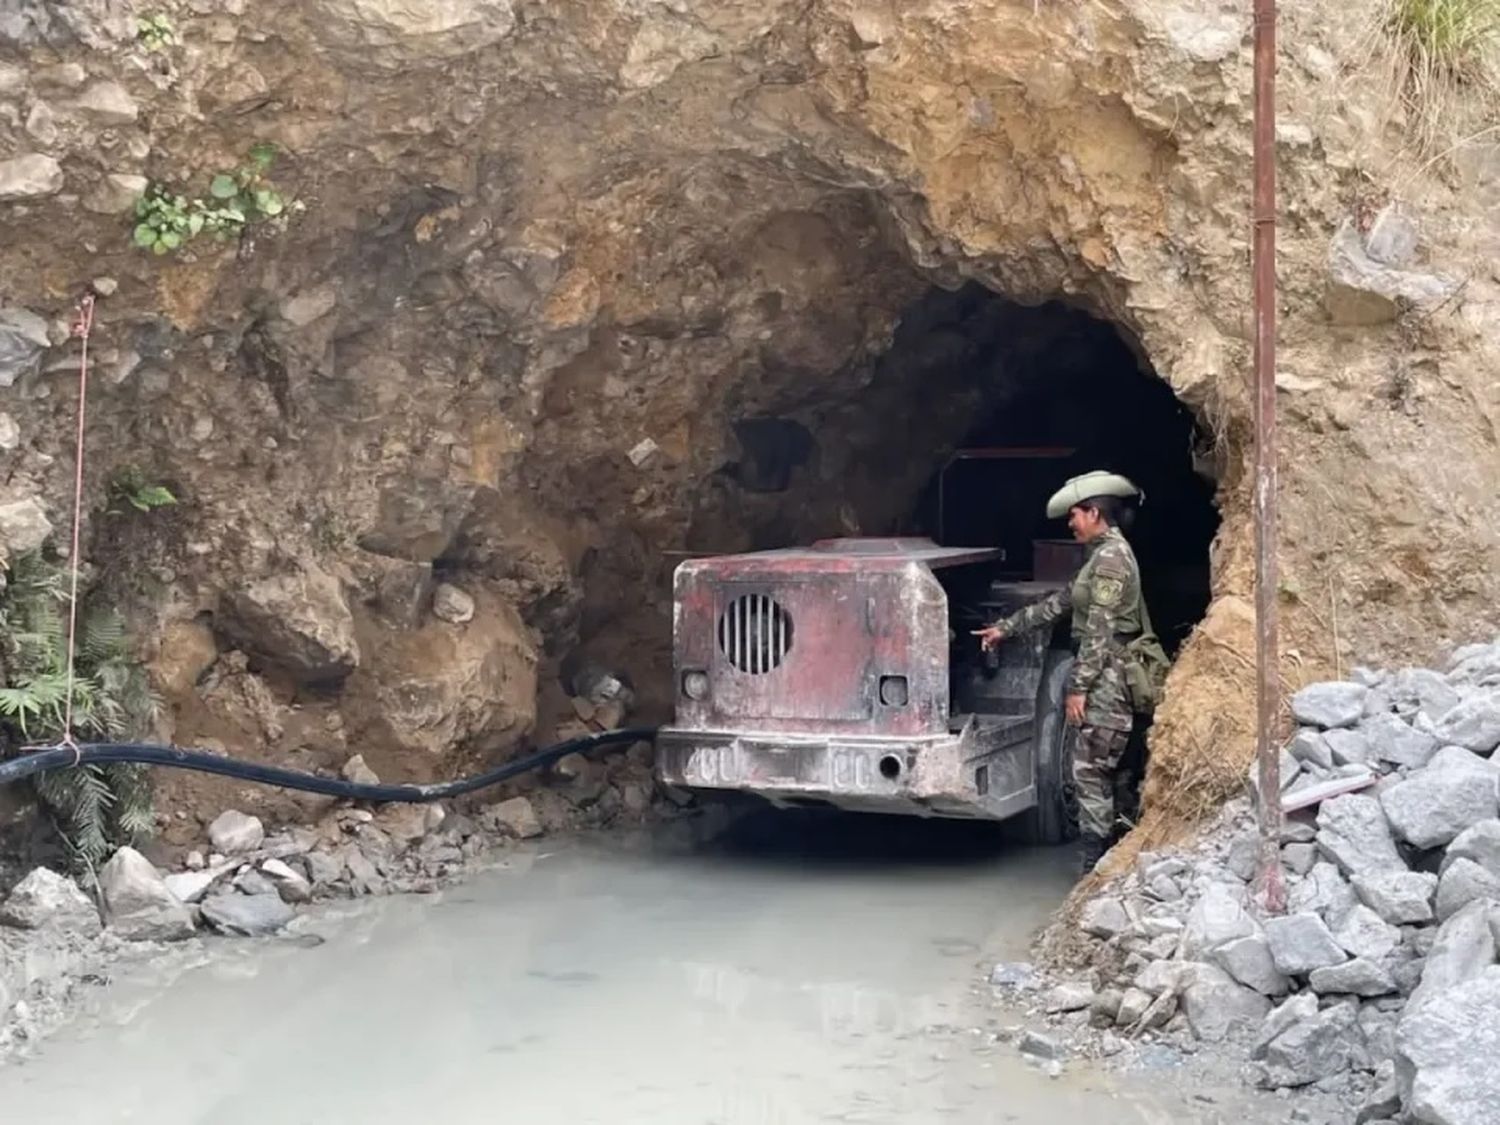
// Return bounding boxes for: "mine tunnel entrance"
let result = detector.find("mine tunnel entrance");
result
[888,283,1220,658]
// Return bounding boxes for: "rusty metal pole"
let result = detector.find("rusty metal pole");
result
[1251,0,1285,913]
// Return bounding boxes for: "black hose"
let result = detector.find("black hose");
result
[0,726,658,804]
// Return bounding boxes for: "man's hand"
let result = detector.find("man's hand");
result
[972,624,1006,652]
[1065,693,1086,726]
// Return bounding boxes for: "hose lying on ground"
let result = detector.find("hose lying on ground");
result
[0,726,659,803]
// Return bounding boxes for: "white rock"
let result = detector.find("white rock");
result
[1290,681,1369,729]
[99,847,194,941]
[1390,666,1462,719]
[1363,713,1440,770]
[1316,794,1405,877]
[162,862,234,905]
[1325,218,1457,325]
[1264,912,1348,975]
[1323,728,1372,766]
[307,0,518,69]
[1182,882,1256,957]
[1408,899,1497,1013]
[1379,747,1499,849]
[1308,958,1396,997]
[1288,730,1334,770]
[485,796,542,839]
[432,583,475,625]
[259,859,312,904]
[1212,933,1290,997]
[1351,869,1437,926]
[1252,992,1319,1057]
[341,754,380,786]
[1255,999,1368,1087]
[1396,965,1500,1124]
[1435,858,1500,923]
[1434,692,1500,754]
[0,868,99,934]
[1332,904,1401,961]
[0,496,53,555]
[1181,963,1272,1042]
[1080,895,1130,939]
[209,810,266,854]
[82,172,148,215]
[0,154,64,200]
[1289,861,1360,925]
[1444,819,1500,876]
[1363,204,1419,268]
[1044,982,1094,1013]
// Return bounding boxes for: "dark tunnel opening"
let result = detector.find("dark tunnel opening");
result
[892,284,1221,658]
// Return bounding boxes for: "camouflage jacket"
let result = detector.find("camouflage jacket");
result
[990,526,1144,732]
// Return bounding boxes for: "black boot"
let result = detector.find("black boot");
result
[1078,833,1109,876]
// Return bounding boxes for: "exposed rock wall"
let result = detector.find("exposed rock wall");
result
[1,0,1497,837]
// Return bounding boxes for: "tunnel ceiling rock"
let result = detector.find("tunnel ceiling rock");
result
[0,0,1498,831]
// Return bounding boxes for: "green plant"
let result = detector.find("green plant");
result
[0,553,161,870]
[108,465,178,514]
[1387,0,1500,85]
[136,12,177,51]
[133,143,294,256]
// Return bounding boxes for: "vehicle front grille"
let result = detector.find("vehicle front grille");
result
[718,594,793,674]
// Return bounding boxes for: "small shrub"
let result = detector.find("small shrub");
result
[136,12,177,51]
[108,465,178,515]
[133,142,296,256]
[1387,0,1500,86]
[0,554,160,870]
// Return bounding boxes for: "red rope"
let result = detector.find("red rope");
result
[59,293,95,763]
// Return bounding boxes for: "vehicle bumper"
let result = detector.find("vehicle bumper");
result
[654,726,1035,820]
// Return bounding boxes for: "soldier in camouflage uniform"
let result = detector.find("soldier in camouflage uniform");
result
[973,471,1154,875]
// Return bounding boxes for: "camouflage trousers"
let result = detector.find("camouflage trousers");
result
[1072,725,1133,840]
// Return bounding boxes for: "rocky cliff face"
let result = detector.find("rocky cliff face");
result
[1,0,1497,839]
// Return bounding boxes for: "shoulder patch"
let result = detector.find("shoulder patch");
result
[1091,575,1124,607]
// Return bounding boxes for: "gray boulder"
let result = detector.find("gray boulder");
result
[1352,869,1437,926]
[1309,958,1397,997]
[1363,713,1440,770]
[1444,819,1500,875]
[0,306,51,386]
[1324,218,1458,325]
[1180,963,1272,1042]
[1435,858,1500,923]
[1334,904,1402,961]
[1252,993,1319,1058]
[1317,795,1406,877]
[1182,882,1256,957]
[1396,966,1500,1125]
[99,847,194,941]
[1213,933,1291,996]
[1325,728,1372,766]
[1291,681,1369,729]
[1288,730,1334,770]
[1265,912,1348,975]
[1255,998,1369,1088]
[1290,861,1361,925]
[218,561,361,684]
[0,867,100,934]
[200,891,295,937]
[1408,898,1498,1012]
[1379,747,1499,849]
[1390,667,1462,720]
[1079,895,1130,939]
[1433,692,1500,754]
[208,810,266,855]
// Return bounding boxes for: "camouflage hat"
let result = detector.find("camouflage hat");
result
[1045,470,1143,519]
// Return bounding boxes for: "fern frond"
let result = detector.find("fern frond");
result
[81,607,127,664]
[107,763,155,839]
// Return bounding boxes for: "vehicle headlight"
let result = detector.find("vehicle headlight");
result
[682,670,709,700]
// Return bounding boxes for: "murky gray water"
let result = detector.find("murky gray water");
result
[0,811,1248,1123]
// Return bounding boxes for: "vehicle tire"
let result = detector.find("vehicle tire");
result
[1013,647,1076,845]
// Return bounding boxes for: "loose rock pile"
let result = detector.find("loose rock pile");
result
[1009,636,1500,1125]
